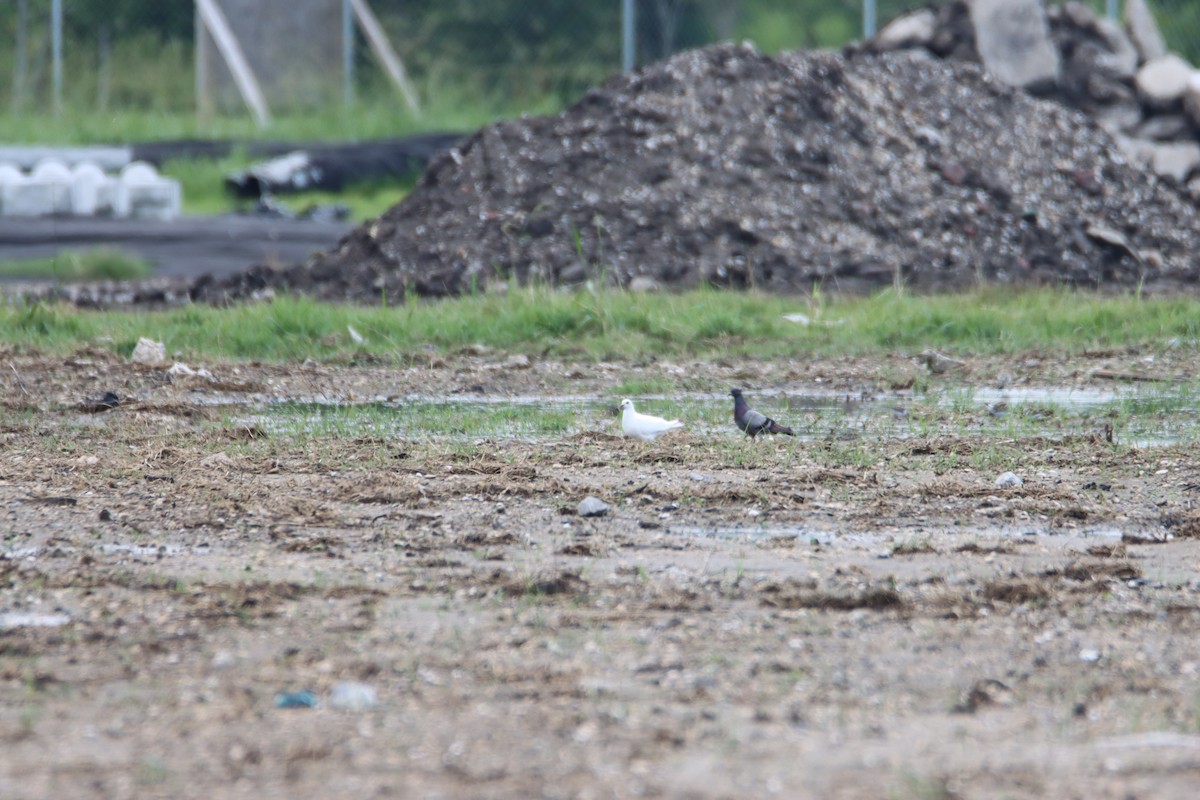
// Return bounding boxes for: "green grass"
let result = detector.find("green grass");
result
[0,247,152,282]
[2,286,1200,363]
[613,376,678,397]
[261,400,579,440]
[0,94,505,148]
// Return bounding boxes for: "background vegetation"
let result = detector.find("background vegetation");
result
[0,0,1141,124]
[0,2,1175,218]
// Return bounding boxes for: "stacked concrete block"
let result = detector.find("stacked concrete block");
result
[113,162,182,221]
[0,162,57,216]
[70,162,116,216]
[0,157,180,219]
[30,160,74,214]
[0,164,25,215]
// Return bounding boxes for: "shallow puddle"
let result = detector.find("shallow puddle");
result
[205,382,1199,446]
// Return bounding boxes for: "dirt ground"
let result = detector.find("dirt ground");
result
[3,348,1200,799]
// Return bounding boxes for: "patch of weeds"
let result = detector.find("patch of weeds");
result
[892,772,959,800]
[503,569,586,600]
[135,757,171,786]
[928,452,960,475]
[944,388,976,415]
[0,247,151,283]
[891,534,936,556]
[18,703,43,737]
[143,571,188,592]
[814,438,879,469]
[968,442,1021,471]
[612,376,677,396]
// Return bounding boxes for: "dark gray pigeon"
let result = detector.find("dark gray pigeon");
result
[731,388,794,438]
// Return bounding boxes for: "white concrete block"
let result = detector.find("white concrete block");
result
[114,161,182,220]
[0,162,55,217]
[30,159,73,214]
[70,161,116,216]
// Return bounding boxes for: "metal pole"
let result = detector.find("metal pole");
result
[13,0,27,112]
[343,0,354,106]
[51,0,62,114]
[622,0,635,72]
[195,3,209,123]
[863,0,876,39]
[1107,0,1118,22]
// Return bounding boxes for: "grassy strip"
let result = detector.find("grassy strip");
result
[1,286,1198,363]
[0,100,503,149]
[0,248,152,282]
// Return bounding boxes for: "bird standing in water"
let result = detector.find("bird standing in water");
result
[730,388,794,438]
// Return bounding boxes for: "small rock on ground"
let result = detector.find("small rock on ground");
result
[577,497,610,517]
[996,471,1024,488]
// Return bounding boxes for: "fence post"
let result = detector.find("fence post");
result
[622,0,635,72]
[13,0,28,112]
[51,0,62,114]
[1107,0,1118,21]
[343,0,354,106]
[195,0,271,127]
[347,0,421,114]
[195,3,209,122]
[863,0,876,38]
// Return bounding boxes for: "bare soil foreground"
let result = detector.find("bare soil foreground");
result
[3,349,1200,799]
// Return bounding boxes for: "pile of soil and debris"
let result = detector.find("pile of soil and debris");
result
[194,41,1200,305]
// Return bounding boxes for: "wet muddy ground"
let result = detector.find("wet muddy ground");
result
[3,348,1200,799]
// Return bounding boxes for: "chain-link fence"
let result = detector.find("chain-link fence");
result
[0,1,1189,124]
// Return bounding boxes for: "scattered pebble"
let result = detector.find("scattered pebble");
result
[167,362,215,381]
[503,354,531,369]
[79,391,121,413]
[995,471,1024,488]
[131,337,166,365]
[329,682,380,712]
[920,349,966,374]
[210,651,236,669]
[1079,648,1102,663]
[577,497,610,517]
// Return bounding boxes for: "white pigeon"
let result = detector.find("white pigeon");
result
[619,398,684,441]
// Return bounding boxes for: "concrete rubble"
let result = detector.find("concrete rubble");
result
[871,0,1200,194]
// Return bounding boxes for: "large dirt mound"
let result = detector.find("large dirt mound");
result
[197,44,1200,304]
